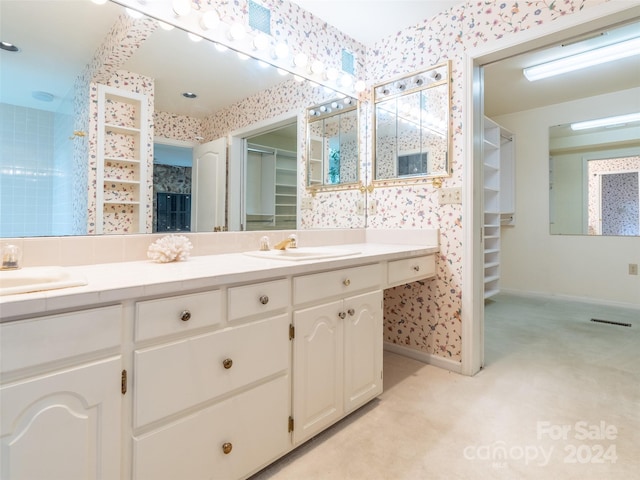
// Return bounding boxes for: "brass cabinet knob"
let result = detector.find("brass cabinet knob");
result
[259,295,269,305]
[180,310,191,322]
[343,278,351,286]
[223,358,233,369]
[413,265,420,272]
[222,442,233,455]
[347,308,355,316]
[338,311,346,319]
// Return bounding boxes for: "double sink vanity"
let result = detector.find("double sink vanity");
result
[0,236,437,480]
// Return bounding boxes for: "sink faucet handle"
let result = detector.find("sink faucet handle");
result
[259,236,270,251]
[287,234,298,248]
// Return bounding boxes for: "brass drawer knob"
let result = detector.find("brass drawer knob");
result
[223,358,233,369]
[413,265,420,272]
[259,295,269,305]
[338,311,346,319]
[180,310,191,322]
[343,278,351,286]
[347,308,355,316]
[222,442,233,455]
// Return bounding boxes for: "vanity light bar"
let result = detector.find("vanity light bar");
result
[570,112,640,131]
[523,36,640,81]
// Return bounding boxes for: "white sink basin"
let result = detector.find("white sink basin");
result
[0,266,88,296]
[244,247,360,262]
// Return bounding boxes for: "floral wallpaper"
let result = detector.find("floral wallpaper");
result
[73,0,612,363]
[82,14,157,234]
[588,157,640,235]
[367,0,609,361]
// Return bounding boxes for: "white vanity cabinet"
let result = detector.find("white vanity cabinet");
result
[0,306,123,480]
[132,283,292,480]
[291,265,383,444]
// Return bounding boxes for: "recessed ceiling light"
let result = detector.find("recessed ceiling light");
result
[1,41,20,52]
[182,92,197,99]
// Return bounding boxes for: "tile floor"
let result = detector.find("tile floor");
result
[251,294,639,480]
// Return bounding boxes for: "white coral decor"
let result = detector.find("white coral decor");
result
[147,235,193,263]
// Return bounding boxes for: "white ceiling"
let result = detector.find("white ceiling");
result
[288,0,463,46]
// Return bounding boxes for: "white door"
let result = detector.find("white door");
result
[343,290,383,413]
[292,300,344,445]
[191,137,226,232]
[0,357,122,480]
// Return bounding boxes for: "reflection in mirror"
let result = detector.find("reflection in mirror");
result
[0,0,342,237]
[549,118,640,236]
[373,62,451,184]
[306,97,359,191]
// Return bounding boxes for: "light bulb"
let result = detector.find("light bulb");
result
[293,53,308,68]
[214,43,228,52]
[277,68,289,76]
[311,60,324,75]
[339,73,353,88]
[274,42,289,59]
[157,21,174,31]
[125,8,144,19]
[172,0,191,17]
[325,67,339,81]
[90,0,108,5]
[187,32,203,42]
[200,10,220,30]
[229,22,246,41]
[354,80,366,93]
[253,34,270,51]
[237,52,249,60]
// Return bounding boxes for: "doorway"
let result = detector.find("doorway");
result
[464,3,640,375]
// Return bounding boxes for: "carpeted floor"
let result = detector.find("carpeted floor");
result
[250,294,639,480]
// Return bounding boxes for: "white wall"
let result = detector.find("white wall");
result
[494,87,640,307]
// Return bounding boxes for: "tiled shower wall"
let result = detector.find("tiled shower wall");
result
[0,104,71,237]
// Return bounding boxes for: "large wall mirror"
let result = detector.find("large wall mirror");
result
[306,97,359,192]
[550,116,640,236]
[0,0,347,237]
[372,61,451,185]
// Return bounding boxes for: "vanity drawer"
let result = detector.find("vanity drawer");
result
[135,290,222,342]
[293,263,382,305]
[133,313,290,428]
[228,278,289,322]
[133,374,290,480]
[0,305,122,375]
[387,255,436,287]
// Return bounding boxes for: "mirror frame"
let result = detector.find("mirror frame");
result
[305,97,361,195]
[371,61,452,188]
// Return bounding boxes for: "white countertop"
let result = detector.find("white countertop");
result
[0,243,438,320]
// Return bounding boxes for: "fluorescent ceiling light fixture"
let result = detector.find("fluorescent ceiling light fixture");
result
[523,36,640,81]
[570,112,640,130]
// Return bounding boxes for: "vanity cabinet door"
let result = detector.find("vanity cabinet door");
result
[343,290,383,413]
[292,290,383,445]
[292,299,344,445]
[0,356,122,480]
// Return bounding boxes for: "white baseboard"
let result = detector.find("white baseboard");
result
[498,288,640,311]
[383,342,463,374]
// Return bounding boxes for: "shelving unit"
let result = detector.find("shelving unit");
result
[274,152,297,229]
[96,85,149,234]
[482,117,515,299]
[246,145,297,230]
[308,136,323,185]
